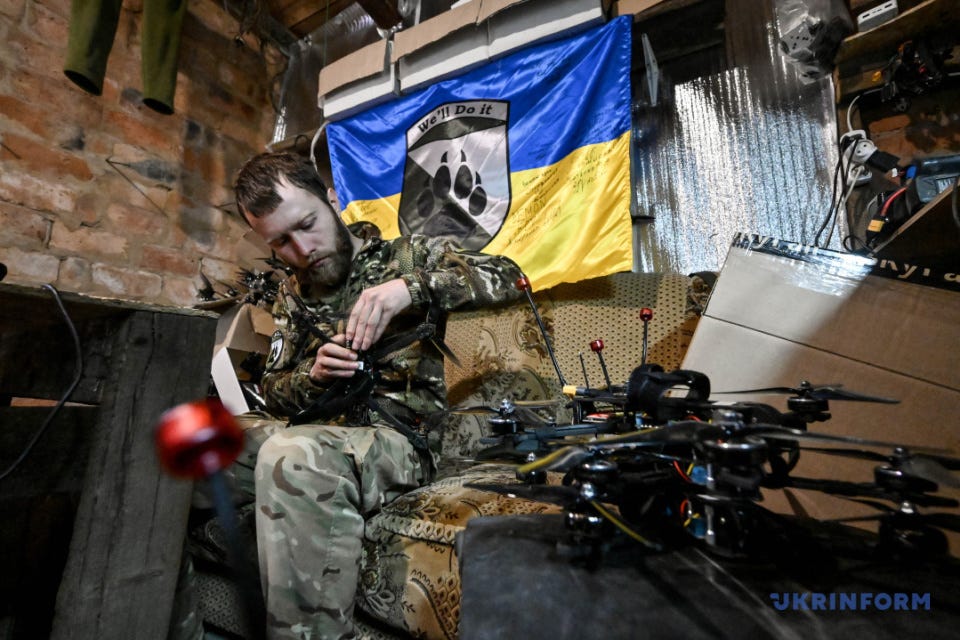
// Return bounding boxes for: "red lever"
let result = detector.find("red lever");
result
[589,339,612,389]
[155,398,244,479]
[515,275,531,291]
[640,307,654,321]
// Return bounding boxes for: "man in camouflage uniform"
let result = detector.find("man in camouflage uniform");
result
[232,151,524,639]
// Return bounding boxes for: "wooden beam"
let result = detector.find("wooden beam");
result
[285,0,356,38]
[356,0,403,30]
[50,309,217,640]
[223,0,298,51]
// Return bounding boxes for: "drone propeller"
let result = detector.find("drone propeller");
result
[451,399,562,414]
[452,406,501,416]
[739,424,944,451]
[474,441,539,463]
[801,446,960,470]
[922,512,960,533]
[713,381,899,404]
[261,254,294,274]
[801,447,960,488]
[197,271,219,301]
[784,475,959,508]
[451,399,562,431]
[827,500,960,534]
[517,419,946,477]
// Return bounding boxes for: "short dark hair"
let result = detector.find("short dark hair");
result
[234,151,329,222]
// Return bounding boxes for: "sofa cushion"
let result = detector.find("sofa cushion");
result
[357,464,564,639]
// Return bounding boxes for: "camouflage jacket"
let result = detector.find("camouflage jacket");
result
[262,223,524,428]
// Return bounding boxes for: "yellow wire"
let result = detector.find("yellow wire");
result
[517,425,676,474]
[516,446,574,474]
[589,500,659,549]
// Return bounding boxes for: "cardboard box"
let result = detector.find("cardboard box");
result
[393,0,489,94]
[320,0,611,108]
[211,304,275,415]
[681,233,960,551]
[485,0,608,59]
[393,0,609,94]
[318,39,398,121]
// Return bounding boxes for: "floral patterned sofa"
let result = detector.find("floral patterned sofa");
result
[351,271,714,639]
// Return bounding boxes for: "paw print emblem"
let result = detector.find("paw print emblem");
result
[400,100,510,250]
[419,150,488,218]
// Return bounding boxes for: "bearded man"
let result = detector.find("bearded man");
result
[232,151,524,639]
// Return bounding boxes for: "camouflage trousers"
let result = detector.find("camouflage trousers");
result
[233,414,424,640]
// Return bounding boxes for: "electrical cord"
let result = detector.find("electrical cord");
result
[877,186,908,222]
[846,92,862,134]
[844,88,882,135]
[813,148,845,247]
[0,284,84,482]
[826,160,861,247]
[815,136,859,248]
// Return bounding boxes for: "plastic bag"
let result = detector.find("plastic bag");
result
[775,0,854,83]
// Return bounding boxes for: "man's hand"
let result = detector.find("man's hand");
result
[309,334,359,383]
[345,278,413,352]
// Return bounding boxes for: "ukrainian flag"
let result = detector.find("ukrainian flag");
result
[328,16,632,290]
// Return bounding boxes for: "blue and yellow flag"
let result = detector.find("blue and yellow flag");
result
[327,16,632,290]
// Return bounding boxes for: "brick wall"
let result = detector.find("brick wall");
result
[0,0,284,306]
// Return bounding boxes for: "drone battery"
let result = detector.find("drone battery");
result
[912,153,960,203]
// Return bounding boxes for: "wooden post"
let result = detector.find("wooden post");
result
[49,309,216,640]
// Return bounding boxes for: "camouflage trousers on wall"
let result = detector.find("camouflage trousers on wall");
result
[232,414,425,640]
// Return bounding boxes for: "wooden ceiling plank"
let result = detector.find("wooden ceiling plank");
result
[280,0,357,37]
[356,0,403,29]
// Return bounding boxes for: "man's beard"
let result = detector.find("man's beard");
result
[300,221,354,290]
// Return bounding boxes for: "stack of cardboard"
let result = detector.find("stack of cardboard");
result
[318,0,612,120]
[682,233,960,550]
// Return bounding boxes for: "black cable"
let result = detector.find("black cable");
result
[842,233,873,254]
[952,174,960,236]
[819,156,843,242]
[814,145,847,247]
[0,284,84,482]
[827,153,857,247]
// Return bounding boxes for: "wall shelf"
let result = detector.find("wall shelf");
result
[833,0,960,103]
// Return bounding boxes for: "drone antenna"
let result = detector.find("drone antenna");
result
[639,307,653,365]
[578,351,590,388]
[516,276,567,386]
[590,339,613,390]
